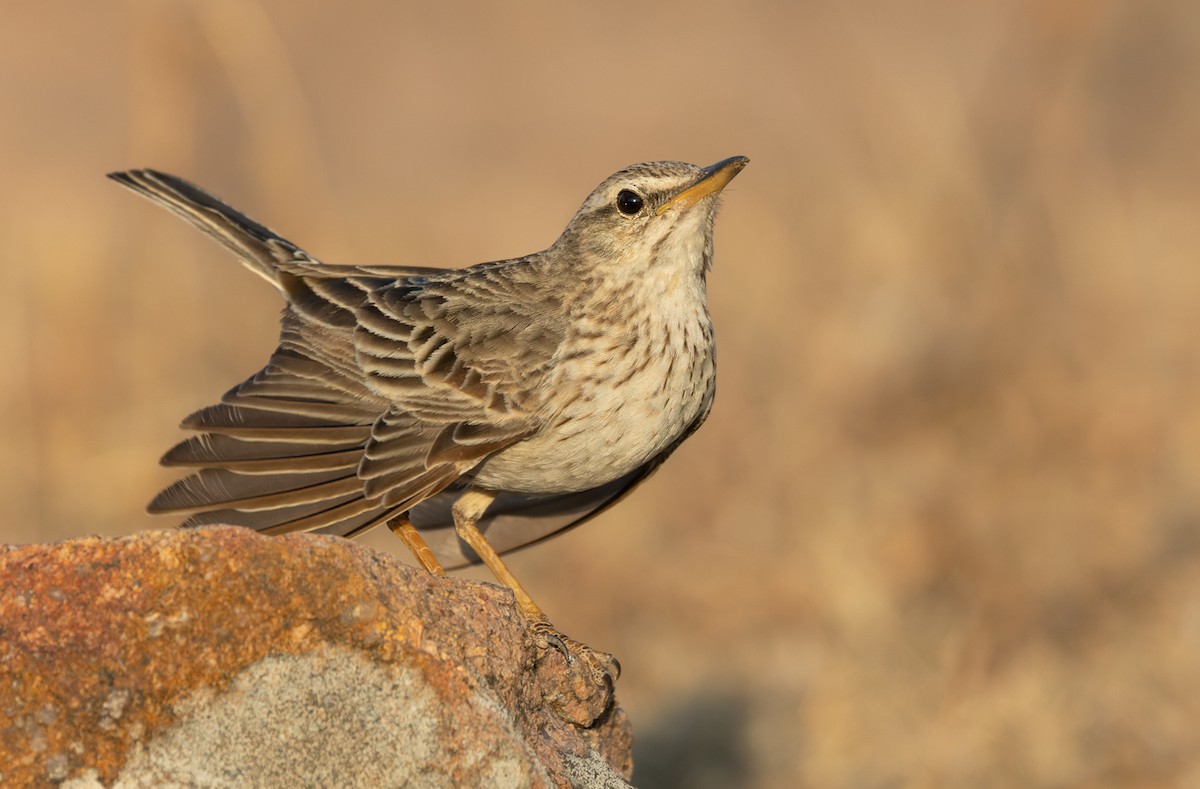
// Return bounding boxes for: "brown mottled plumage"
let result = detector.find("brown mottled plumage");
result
[110,157,747,718]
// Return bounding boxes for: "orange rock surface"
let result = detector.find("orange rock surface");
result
[0,527,632,787]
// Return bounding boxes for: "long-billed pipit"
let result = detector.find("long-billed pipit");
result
[110,156,748,720]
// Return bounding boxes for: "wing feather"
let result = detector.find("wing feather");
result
[160,435,346,465]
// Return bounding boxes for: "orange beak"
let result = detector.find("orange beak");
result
[657,156,750,215]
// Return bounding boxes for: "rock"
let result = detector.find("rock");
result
[0,527,632,787]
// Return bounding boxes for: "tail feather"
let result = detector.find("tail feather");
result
[107,169,305,289]
[112,169,468,542]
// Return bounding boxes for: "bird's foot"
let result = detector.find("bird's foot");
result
[529,619,620,727]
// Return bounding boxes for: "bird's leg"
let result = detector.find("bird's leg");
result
[450,488,545,619]
[451,487,619,722]
[387,514,446,576]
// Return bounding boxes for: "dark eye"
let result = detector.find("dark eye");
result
[616,189,644,215]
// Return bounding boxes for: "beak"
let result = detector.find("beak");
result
[657,155,750,215]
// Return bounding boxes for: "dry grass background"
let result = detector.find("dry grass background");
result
[3,1,1199,786]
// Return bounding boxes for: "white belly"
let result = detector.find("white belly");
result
[470,318,714,495]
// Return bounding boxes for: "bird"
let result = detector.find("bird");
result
[109,156,748,715]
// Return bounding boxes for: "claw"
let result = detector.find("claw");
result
[532,621,572,661]
[530,620,617,679]
[527,619,620,724]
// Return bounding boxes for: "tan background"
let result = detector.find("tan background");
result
[4,2,1200,786]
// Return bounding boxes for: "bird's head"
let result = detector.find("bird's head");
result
[555,156,749,280]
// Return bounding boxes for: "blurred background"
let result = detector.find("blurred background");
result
[3,1,1200,786]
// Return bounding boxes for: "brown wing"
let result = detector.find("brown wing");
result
[117,168,550,537]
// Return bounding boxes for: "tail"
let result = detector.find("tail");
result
[107,169,311,291]
[110,168,394,534]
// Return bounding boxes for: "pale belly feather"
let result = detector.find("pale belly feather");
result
[470,316,714,495]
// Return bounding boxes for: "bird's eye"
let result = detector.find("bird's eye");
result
[616,189,644,215]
